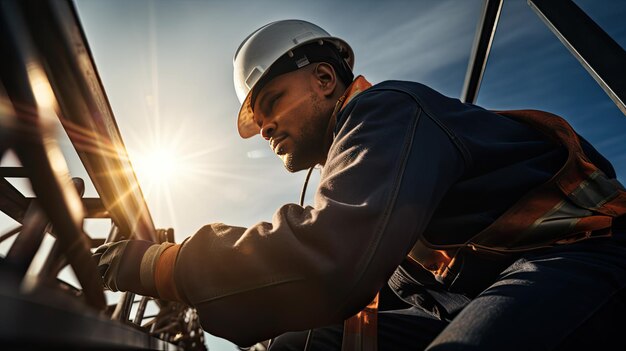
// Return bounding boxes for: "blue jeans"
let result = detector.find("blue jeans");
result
[269,235,626,350]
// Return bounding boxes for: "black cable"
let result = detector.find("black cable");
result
[299,167,315,206]
[303,329,313,351]
[299,166,316,351]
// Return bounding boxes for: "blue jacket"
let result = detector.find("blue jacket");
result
[173,80,617,345]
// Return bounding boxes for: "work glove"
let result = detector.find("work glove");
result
[94,239,185,301]
[93,240,159,297]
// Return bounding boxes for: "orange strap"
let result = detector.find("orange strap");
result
[341,293,379,351]
[154,244,184,302]
[409,110,626,282]
[468,110,626,251]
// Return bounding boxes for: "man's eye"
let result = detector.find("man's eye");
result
[269,95,281,111]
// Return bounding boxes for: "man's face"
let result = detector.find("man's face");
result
[252,66,334,172]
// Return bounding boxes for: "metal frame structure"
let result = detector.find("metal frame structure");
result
[461,0,503,104]
[0,0,204,349]
[1,0,624,349]
[528,0,626,116]
[14,0,156,241]
[461,0,626,118]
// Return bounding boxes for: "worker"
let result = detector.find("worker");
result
[94,20,626,350]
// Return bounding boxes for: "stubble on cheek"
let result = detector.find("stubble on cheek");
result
[282,94,329,173]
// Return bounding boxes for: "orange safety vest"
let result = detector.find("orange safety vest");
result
[409,109,626,280]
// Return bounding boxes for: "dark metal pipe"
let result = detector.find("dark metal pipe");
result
[0,177,28,222]
[133,296,151,325]
[0,225,22,243]
[5,201,48,276]
[461,0,504,104]
[112,292,136,322]
[529,0,626,116]
[0,167,28,178]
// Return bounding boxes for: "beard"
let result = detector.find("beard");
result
[282,93,332,173]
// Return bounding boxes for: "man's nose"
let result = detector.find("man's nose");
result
[260,120,276,140]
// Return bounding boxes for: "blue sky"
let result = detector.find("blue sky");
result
[2,0,625,350]
[68,0,626,237]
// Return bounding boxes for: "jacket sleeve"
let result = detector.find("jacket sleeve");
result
[173,88,466,345]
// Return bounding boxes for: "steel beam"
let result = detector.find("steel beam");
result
[529,0,626,116]
[461,0,503,104]
[15,0,156,240]
[0,0,105,309]
[5,200,48,275]
[0,177,28,223]
[0,167,28,178]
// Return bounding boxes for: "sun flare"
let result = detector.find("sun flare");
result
[133,145,184,187]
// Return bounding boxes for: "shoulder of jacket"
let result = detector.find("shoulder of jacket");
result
[336,80,424,127]
[357,80,432,103]
[347,80,425,106]
[370,80,423,93]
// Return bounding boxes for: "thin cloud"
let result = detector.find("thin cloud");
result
[355,1,480,79]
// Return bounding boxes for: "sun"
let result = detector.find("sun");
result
[133,146,182,187]
[123,117,230,231]
[132,144,184,188]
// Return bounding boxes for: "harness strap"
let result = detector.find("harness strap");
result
[409,110,626,283]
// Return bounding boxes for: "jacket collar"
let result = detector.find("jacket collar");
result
[337,75,372,112]
[322,76,372,162]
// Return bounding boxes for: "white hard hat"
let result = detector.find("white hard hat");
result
[233,19,354,138]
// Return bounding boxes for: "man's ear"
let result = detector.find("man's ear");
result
[312,63,337,98]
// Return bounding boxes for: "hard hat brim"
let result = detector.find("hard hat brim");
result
[237,91,259,139]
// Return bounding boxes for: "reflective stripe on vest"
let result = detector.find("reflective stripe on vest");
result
[409,109,626,279]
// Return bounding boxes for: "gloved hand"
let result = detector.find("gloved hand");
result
[93,240,157,297]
